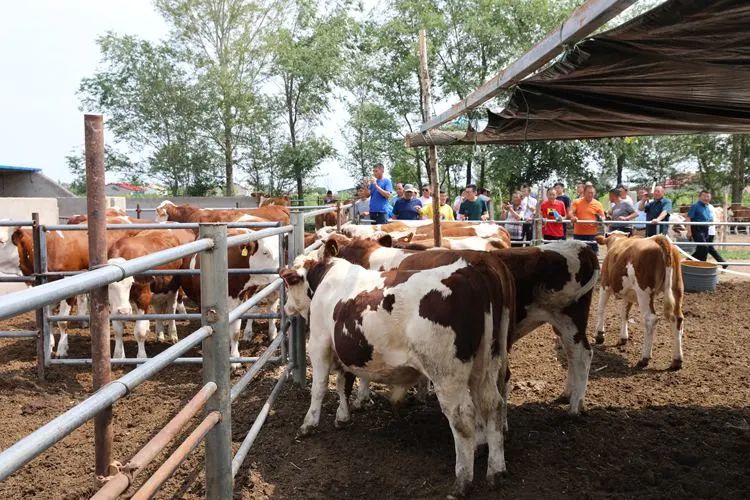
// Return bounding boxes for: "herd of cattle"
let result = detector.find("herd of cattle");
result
[0,201,688,496]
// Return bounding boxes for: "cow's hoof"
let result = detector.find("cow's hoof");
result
[169,335,179,344]
[616,338,628,347]
[352,397,373,410]
[486,470,507,489]
[448,480,472,499]
[595,332,605,344]
[635,358,650,369]
[157,333,165,343]
[334,417,351,429]
[296,426,317,439]
[554,393,571,404]
[669,359,683,371]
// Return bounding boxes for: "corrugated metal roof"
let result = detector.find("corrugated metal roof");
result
[0,165,42,173]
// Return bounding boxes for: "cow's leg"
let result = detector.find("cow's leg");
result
[242,307,255,341]
[112,318,126,359]
[618,300,633,346]
[352,376,372,409]
[434,383,476,497]
[175,290,187,315]
[230,317,243,371]
[152,293,167,343]
[132,286,151,359]
[165,290,179,343]
[299,334,334,437]
[478,363,506,486]
[268,295,280,340]
[664,271,684,371]
[554,294,594,415]
[594,287,610,344]
[77,293,89,328]
[334,371,351,428]
[636,290,657,368]
[56,299,73,358]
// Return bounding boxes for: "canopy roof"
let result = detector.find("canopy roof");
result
[407,0,750,147]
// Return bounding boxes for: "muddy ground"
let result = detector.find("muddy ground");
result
[0,283,749,499]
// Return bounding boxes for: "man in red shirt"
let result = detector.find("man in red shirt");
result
[540,187,567,241]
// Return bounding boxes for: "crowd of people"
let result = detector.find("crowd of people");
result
[336,163,727,264]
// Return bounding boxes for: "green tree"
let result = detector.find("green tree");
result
[79,34,219,195]
[156,0,285,195]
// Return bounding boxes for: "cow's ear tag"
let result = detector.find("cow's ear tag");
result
[241,247,249,257]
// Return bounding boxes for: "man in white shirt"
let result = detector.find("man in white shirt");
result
[520,184,537,241]
[418,185,433,206]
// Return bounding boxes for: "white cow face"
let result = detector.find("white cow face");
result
[107,259,134,315]
[154,200,174,222]
[280,254,321,320]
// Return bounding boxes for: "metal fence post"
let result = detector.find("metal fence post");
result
[290,210,307,385]
[336,202,342,233]
[136,202,141,219]
[199,223,233,498]
[32,213,48,380]
[278,232,288,363]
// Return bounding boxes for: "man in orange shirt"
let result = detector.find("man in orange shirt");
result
[570,184,605,253]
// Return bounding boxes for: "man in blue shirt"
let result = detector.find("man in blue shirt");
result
[639,185,672,236]
[392,184,423,220]
[687,190,727,267]
[368,163,393,224]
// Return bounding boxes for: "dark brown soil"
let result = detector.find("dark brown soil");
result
[1,283,749,499]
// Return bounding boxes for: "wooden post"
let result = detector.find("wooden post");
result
[418,29,441,247]
[84,113,113,480]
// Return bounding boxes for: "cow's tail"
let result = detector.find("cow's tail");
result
[656,235,680,316]
[573,245,601,302]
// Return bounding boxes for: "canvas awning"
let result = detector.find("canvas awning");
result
[406,0,750,147]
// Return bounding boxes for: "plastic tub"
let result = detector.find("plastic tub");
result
[681,260,718,292]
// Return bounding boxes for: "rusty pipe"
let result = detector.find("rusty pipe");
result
[91,382,217,500]
[131,411,221,500]
[85,113,113,478]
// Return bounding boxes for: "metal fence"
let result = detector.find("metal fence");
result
[0,202,347,495]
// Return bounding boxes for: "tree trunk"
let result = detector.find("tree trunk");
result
[465,156,472,186]
[479,152,486,188]
[731,134,745,207]
[224,132,234,196]
[296,174,304,203]
[616,151,625,186]
[415,151,423,187]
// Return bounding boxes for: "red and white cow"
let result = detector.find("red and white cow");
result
[155,200,290,225]
[281,242,514,496]
[108,229,196,358]
[324,237,599,415]
[594,233,685,369]
[180,229,272,369]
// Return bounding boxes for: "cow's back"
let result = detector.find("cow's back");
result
[601,237,669,293]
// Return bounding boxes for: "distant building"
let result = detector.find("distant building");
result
[104,182,148,196]
[0,165,74,198]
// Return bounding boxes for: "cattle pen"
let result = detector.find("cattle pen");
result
[0,173,349,496]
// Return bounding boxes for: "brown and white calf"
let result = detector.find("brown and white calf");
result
[155,200,290,225]
[1,224,137,357]
[326,237,599,414]
[180,229,275,369]
[594,233,685,370]
[281,242,514,496]
[108,229,196,358]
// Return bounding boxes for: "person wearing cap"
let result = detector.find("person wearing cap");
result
[392,184,423,220]
[616,183,634,205]
[422,190,455,221]
[367,163,393,224]
[608,187,637,234]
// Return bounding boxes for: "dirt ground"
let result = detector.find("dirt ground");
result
[1,282,749,499]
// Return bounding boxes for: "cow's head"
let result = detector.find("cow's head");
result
[315,226,337,241]
[155,200,175,222]
[9,228,34,276]
[389,232,415,248]
[0,223,17,246]
[107,258,134,315]
[281,242,334,319]
[596,231,630,248]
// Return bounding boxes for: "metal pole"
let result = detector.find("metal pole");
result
[199,223,233,498]
[418,29,441,248]
[278,233,288,363]
[32,213,46,380]
[290,211,307,385]
[136,202,141,219]
[85,113,113,479]
[336,201,342,233]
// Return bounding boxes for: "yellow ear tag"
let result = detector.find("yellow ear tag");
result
[241,247,248,257]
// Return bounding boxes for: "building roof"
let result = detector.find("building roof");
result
[0,165,42,173]
[107,182,147,193]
